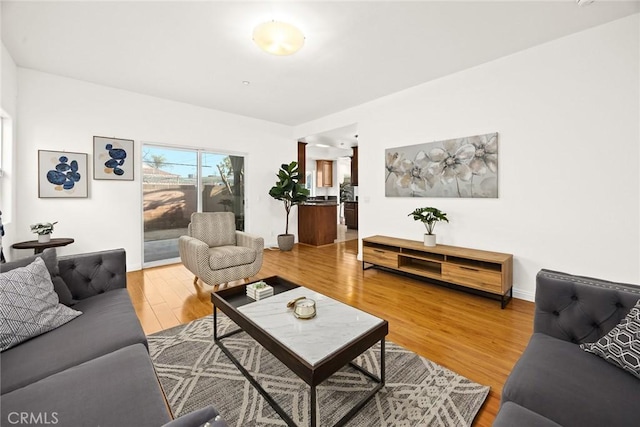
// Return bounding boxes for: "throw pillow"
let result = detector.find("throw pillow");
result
[0,257,82,352]
[580,299,640,379]
[1,249,76,306]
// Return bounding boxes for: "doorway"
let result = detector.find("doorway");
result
[298,124,358,244]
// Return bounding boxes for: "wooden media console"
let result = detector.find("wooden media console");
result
[362,235,513,308]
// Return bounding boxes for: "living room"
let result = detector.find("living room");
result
[1,2,639,427]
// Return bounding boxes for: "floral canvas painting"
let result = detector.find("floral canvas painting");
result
[385,132,498,198]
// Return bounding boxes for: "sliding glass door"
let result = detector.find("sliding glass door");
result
[142,145,245,266]
[201,152,245,230]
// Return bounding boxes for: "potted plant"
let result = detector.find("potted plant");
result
[30,221,58,243]
[408,207,448,246]
[269,161,309,251]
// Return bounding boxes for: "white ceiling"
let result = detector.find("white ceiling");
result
[2,1,639,126]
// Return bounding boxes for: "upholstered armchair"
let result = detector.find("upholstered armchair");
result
[178,212,264,289]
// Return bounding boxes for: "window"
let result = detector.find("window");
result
[141,144,246,266]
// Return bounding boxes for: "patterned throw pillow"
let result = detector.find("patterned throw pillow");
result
[0,257,82,352]
[580,299,640,379]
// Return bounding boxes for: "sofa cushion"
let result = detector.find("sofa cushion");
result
[0,288,146,393]
[1,343,171,427]
[0,258,82,352]
[494,402,561,427]
[208,246,256,270]
[581,298,640,379]
[2,248,75,305]
[502,332,640,427]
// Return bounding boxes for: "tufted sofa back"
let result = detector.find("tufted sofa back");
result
[534,269,640,344]
[58,249,127,300]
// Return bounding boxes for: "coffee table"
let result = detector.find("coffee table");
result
[210,276,388,427]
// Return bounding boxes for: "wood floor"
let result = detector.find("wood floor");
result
[128,239,535,426]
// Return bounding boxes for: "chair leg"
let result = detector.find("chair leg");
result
[193,276,199,286]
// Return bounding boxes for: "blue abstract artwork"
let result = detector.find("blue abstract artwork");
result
[93,136,134,180]
[38,150,88,198]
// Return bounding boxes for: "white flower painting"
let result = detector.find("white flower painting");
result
[385,132,498,198]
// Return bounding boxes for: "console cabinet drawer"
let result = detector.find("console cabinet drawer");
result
[363,247,398,269]
[442,264,502,293]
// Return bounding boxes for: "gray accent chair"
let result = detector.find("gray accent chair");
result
[1,248,228,427]
[178,212,264,290]
[494,269,640,427]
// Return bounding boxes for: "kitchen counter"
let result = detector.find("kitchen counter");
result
[301,201,338,206]
[298,204,337,246]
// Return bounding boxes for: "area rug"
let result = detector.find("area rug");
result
[149,315,489,427]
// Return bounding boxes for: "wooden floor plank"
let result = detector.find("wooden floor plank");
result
[129,239,534,426]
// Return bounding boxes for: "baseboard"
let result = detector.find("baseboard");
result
[513,288,535,302]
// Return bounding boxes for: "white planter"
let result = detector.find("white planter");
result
[38,234,51,243]
[424,234,436,247]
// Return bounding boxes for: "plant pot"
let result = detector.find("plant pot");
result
[424,234,436,247]
[38,234,51,243]
[277,234,295,251]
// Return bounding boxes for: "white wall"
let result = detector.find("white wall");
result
[11,69,295,270]
[294,15,640,300]
[1,43,18,251]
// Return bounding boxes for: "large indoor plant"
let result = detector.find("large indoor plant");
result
[269,161,309,251]
[408,207,448,246]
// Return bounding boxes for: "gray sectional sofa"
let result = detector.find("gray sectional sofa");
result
[494,269,640,427]
[1,248,226,427]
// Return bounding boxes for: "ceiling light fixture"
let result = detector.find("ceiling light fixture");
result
[576,0,596,6]
[252,21,305,56]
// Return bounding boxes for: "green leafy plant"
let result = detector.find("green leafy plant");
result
[30,221,58,235]
[269,161,309,235]
[408,207,448,235]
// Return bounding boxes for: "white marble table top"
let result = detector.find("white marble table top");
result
[237,286,385,366]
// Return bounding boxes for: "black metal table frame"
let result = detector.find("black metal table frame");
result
[213,308,385,427]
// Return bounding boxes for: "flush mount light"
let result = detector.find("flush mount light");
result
[252,21,305,56]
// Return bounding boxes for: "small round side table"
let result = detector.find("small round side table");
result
[12,238,75,255]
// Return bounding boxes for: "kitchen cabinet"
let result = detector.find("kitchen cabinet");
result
[316,160,333,187]
[351,146,358,186]
[344,201,358,229]
[297,141,307,184]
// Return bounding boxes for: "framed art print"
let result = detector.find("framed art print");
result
[38,150,88,198]
[385,132,498,198]
[93,136,134,180]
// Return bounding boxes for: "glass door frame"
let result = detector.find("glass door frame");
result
[141,142,248,268]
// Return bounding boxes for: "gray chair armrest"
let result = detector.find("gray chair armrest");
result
[236,231,264,252]
[534,269,640,344]
[161,406,228,427]
[58,248,127,300]
[178,235,210,276]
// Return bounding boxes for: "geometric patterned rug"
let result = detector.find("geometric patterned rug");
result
[149,314,489,427]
